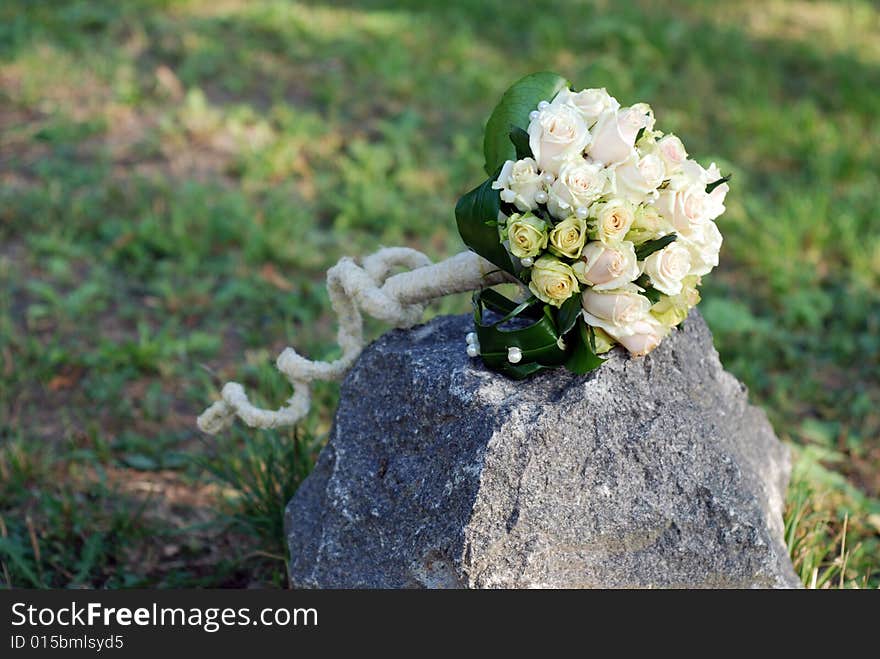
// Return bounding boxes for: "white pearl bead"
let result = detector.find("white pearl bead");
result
[537,101,550,110]
[575,206,589,219]
[520,257,534,268]
[467,345,480,358]
[534,191,548,204]
[542,172,555,185]
[507,346,523,364]
[528,110,540,121]
[466,332,477,345]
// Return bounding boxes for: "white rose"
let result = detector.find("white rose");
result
[704,162,729,220]
[630,102,655,132]
[552,87,619,126]
[572,241,640,291]
[587,107,648,165]
[547,158,608,218]
[581,288,651,337]
[656,134,687,176]
[492,158,544,211]
[613,152,665,202]
[588,199,635,244]
[654,182,709,236]
[643,242,692,295]
[527,103,590,174]
[613,317,667,356]
[679,220,722,276]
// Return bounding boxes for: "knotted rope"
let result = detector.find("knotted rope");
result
[197,248,508,433]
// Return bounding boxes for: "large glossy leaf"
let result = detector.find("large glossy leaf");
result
[455,177,515,274]
[509,126,533,161]
[483,72,568,175]
[472,291,567,378]
[479,288,543,319]
[565,319,605,374]
[555,293,583,337]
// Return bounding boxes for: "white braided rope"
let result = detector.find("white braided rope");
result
[197,248,509,434]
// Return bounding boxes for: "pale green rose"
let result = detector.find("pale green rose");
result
[505,212,548,259]
[528,255,580,307]
[625,204,673,245]
[548,216,588,259]
[650,275,701,328]
[587,199,635,244]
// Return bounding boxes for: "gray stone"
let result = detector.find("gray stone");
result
[286,310,801,588]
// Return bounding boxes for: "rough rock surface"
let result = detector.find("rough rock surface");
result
[286,310,800,588]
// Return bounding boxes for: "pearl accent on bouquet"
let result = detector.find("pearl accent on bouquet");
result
[466,344,480,358]
[507,347,523,363]
[537,101,550,110]
[534,191,548,204]
[529,110,540,121]
[575,206,589,220]
[521,256,534,267]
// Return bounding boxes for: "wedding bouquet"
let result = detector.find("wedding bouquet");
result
[198,71,731,433]
[457,72,729,378]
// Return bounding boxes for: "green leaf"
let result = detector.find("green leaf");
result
[706,174,731,194]
[509,125,533,160]
[491,295,539,326]
[494,361,556,380]
[635,233,677,260]
[122,453,159,471]
[483,71,568,175]
[0,537,44,587]
[555,293,582,337]
[455,177,515,274]
[634,274,662,304]
[642,287,662,304]
[565,319,605,374]
[472,291,567,378]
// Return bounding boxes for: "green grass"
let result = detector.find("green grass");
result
[1,0,878,588]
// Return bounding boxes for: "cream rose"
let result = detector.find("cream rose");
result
[548,216,588,259]
[642,242,692,295]
[656,134,687,175]
[528,255,579,306]
[505,212,548,259]
[587,107,647,165]
[704,162,729,220]
[547,159,608,218]
[654,182,709,235]
[492,158,544,211]
[581,288,651,336]
[527,103,590,174]
[552,87,619,126]
[679,220,722,276]
[613,317,667,356]
[613,153,665,202]
[572,241,639,291]
[587,199,635,244]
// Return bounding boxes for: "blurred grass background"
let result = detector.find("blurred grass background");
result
[0,0,877,588]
